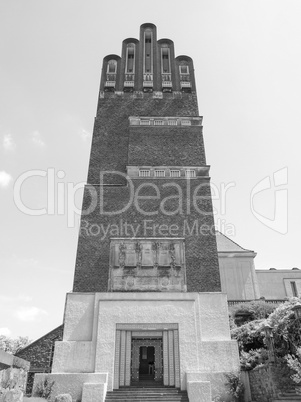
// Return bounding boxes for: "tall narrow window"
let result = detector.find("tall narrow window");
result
[126,44,135,74]
[105,59,117,89]
[107,60,117,74]
[179,65,189,75]
[144,31,153,74]
[291,281,298,297]
[161,48,170,73]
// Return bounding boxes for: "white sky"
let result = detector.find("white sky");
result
[0,0,301,340]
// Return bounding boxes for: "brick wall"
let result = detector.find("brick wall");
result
[15,325,63,395]
[88,92,201,185]
[73,178,221,293]
[73,22,220,294]
[249,363,296,401]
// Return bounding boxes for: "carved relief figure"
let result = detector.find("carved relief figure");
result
[152,242,159,268]
[119,242,126,268]
[135,242,143,268]
[169,243,176,268]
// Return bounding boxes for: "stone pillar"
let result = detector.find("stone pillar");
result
[163,330,169,386]
[174,329,180,388]
[113,330,121,389]
[168,330,175,386]
[119,330,126,386]
[125,331,131,386]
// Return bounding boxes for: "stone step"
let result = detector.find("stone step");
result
[106,397,189,401]
[114,388,183,392]
[276,392,301,400]
[273,396,301,402]
[105,387,189,401]
[106,399,189,402]
[273,400,301,402]
[106,392,188,396]
[106,396,189,402]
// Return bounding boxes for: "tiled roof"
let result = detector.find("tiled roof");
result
[216,231,254,253]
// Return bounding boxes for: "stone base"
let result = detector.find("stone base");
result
[187,381,211,402]
[49,291,239,396]
[82,383,107,402]
[32,373,108,402]
[187,372,231,401]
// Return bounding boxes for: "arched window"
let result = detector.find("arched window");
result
[161,48,170,74]
[179,65,189,75]
[179,64,190,83]
[144,30,153,74]
[107,59,117,74]
[126,43,135,74]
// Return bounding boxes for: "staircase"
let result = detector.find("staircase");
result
[105,386,189,401]
[273,389,301,402]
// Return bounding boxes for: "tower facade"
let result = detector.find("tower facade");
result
[34,24,239,402]
[73,22,221,294]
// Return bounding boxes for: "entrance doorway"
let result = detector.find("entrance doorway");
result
[131,338,163,385]
[114,324,180,389]
[139,346,155,376]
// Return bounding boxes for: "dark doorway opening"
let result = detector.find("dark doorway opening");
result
[139,346,155,377]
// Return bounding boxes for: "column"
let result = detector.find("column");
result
[163,330,169,386]
[168,330,175,386]
[113,330,121,389]
[119,330,126,386]
[174,329,180,388]
[125,331,132,386]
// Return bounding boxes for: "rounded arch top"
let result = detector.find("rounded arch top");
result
[103,54,121,63]
[176,55,193,63]
[122,38,139,46]
[140,22,157,30]
[157,39,174,46]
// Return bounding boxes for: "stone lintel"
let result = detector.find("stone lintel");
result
[129,116,203,127]
[0,350,30,371]
[126,165,210,179]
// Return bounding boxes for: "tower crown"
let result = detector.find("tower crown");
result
[100,23,196,93]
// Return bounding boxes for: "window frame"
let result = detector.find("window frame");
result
[125,43,135,74]
[185,169,196,178]
[107,59,117,74]
[144,30,153,74]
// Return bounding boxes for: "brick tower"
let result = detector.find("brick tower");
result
[34,24,239,402]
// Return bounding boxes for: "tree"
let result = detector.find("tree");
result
[0,335,31,354]
[230,298,301,370]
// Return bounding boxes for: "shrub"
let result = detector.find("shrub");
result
[231,319,265,353]
[266,298,301,357]
[286,348,301,384]
[230,300,277,326]
[240,348,268,371]
[213,372,245,402]
[225,372,245,401]
[33,377,55,400]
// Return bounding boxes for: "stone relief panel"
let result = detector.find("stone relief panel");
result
[109,239,186,292]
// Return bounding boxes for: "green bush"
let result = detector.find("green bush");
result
[230,300,277,326]
[231,319,265,353]
[230,298,301,371]
[267,298,301,357]
[286,348,301,384]
[33,377,55,400]
[213,372,245,402]
[240,348,268,370]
